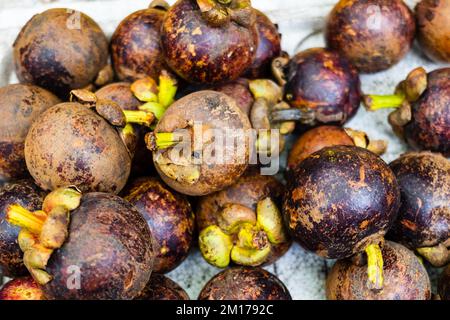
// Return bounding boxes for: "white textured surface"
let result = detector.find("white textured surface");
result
[0,0,448,299]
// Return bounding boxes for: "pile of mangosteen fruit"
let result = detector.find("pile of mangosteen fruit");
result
[0,0,449,301]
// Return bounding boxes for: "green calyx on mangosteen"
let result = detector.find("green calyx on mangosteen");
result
[6,187,155,300]
[0,276,44,300]
[364,67,450,155]
[13,8,110,99]
[198,266,292,300]
[388,151,450,267]
[123,177,194,273]
[327,241,431,300]
[0,179,45,277]
[325,0,416,73]
[197,170,290,267]
[284,145,401,290]
[135,273,189,300]
[0,84,60,183]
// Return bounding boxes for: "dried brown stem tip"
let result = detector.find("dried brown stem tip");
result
[196,0,254,27]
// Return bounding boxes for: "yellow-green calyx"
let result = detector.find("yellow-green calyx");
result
[365,243,384,291]
[199,197,288,268]
[417,243,450,268]
[6,187,82,285]
[344,128,387,156]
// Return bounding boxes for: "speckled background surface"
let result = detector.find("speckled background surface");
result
[0,0,448,299]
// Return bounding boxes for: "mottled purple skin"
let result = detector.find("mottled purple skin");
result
[285,48,361,126]
[284,146,400,259]
[245,10,281,79]
[388,152,449,249]
[198,267,291,300]
[0,84,60,183]
[43,193,154,300]
[327,241,431,300]
[326,0,416,73]
[123,177,194,273]
[111,8,166,82]
[404,68,450,155]
[439,265,450,300]
[24,102,131,194]
[95,82,141,111]
[213,79,254,116]
[161,0,258,84]
[0,179,45,277]
[135,274,189,300]
[13,9,109,99]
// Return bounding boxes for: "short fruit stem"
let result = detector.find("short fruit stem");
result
[365,243,384,291]
[270,108,315,124]
[123,110,155,127]
[145,132,181,151]
[6,205,45,235]
[139,102,166,120]
[363,94,405,111]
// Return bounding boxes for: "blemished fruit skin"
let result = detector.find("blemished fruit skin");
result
[388,152,449,249]
[135,274,189,300]
[111,8,166,82]
[403,68,450,155]
[24,102,131,194]
[123,177,194,273]
[284,146,400,259]
[0,179,45,277]
[439,265,450,300]
[284,48,361,126]
[0,277,45,300]
[325,0,416,73]
[198,267,292,300]
[0,84,60,183]
[13,9,109,98]
[326,241,432,300]
[42,193,155,300]
[416,0,450,63]
[160,0,258,84]
[95,83,141,112]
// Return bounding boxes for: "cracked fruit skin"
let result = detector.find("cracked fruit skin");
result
[24,102,131,194]
[0,179,45,277]
[111,7,166,82]
[42,193,154,300]
[13,8,109,99]
[327,241,431,300]
[439,265,450,300]
[198,267,291,300]
[0,84,60,183]
[416,0,450,63]
[388,153,449,251]
[161,0,257,84]
[285,48,361,126]
[123,177,194,273]
[0,276,44,300]
[283,146,400,259]
[325,0,415,73]
[135,274,189,300]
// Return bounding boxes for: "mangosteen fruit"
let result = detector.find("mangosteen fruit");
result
[213,79,254,116]
[416,0,450,63]
[388,152,449,267]
[364,67,450,155]
[197,169,290,268]
[111,1,169,82]
[325,0,416,73]
[439,264,450,300]
[135,274,189,300]
[160,0,258,84]
[0,84,60,183]
[123,177,194,273]
[6,187,155,300]
[284,145,400,290]
[198,267,291,300]
[13,8,109,98]
[287,125,387,172]
[271,48,361,127]
[0,179,45,277]
[245,9,281,79]
[0,276,44,300]
[146,90,253,196]
[327,241,431,300]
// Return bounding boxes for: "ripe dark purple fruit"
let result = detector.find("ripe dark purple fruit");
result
[161,0,258,84]
[284,146,400,290]
[13,9,109,98]
[135,274,189,300]
[327,241,431,300]
[198,267,291,300]
[326,0,416,73]
[388,152,449,267]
